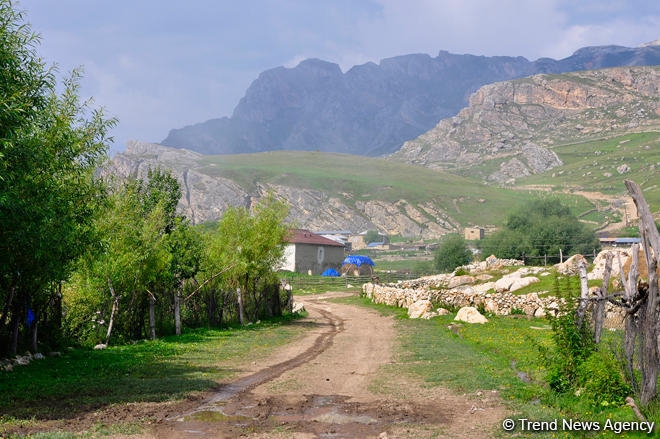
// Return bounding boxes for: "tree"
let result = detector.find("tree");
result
[197,194,290,326]
[65,175,176,346]
[364,230,381,245]
[480,198,600,263]
[434,234,471,273]
[0,2,114,355]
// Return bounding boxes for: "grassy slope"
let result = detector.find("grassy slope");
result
[516,132,660,208]
[194,148,642,230]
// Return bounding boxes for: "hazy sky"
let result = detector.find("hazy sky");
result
[16,0,660,154]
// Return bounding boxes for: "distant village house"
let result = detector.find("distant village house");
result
[464,227,485,240]
[280,229,346,275]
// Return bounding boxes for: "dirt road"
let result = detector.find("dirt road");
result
[151,292,506,438]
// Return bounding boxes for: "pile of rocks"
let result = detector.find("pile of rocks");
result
[0,351,52,372]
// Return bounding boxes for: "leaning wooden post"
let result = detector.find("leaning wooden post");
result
[575,258,590,329]
[593,252,613,343]
[624,180,660,405]
[619,245,639,392]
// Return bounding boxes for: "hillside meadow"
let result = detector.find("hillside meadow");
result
[517,132,660,208]
[195,146,644,231]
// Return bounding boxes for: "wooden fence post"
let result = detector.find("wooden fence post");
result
[624,180,660,405]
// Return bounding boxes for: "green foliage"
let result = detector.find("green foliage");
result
[480,198,600,263]
[540,279,596,394]
[0,1,115,355]
[364,229,382,244]
[197,193,291,326]
[434,234,470,273]
[576,349,632,407]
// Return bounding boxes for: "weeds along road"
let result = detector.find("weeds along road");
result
[152,292,506,438]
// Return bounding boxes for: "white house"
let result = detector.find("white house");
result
[281,229,345,275]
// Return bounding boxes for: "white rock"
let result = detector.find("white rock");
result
[509,276,540,292]
[292,302,305,313]
[408,299,433,319]
[455,306,488,324]
[93,343,107,350]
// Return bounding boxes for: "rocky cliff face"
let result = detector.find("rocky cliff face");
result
[105,141,461,238]
[161,44,660,157]
[392,66,660,183]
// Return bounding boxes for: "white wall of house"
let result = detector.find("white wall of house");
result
[280,244,296,272]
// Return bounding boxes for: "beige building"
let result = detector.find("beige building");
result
[281,229,346,275]
[464,227,485,240]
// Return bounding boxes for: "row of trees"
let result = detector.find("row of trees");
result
[0,2,115,355]
[65,172,291,348]
[434,198,602,273]
[0,3,292,356]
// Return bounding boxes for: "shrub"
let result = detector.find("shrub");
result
[577,349,631,407]
[539,278,596,394]
[434,234,471,273]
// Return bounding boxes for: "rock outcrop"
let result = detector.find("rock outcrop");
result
[392,66,660,183]
[105,141,460,237]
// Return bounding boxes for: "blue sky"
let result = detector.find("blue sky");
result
[16,0,660,154]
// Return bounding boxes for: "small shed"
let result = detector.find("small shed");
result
[281,229,345,275]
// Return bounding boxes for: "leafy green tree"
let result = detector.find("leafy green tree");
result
[0,2,114,355]
[166,219,202,335]
[364,230,381,244]
[434,234,471,273]
[480,198,600,263]
[65,177,173,346]
[198,194,290,326]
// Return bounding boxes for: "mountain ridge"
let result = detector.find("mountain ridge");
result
[161,43,660,157]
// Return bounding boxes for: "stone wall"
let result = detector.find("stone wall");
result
[362,253,628,325]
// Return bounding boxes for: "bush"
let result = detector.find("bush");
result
[540,278,596,394]
[434,234,470,273]
[577,349,631,407]
[480,198,600,263]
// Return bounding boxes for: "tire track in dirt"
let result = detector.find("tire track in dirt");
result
[154,293,507,438]
[170,302,345,421]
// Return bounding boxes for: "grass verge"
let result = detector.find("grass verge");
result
[0,314,307,437]
[335,295,658,438]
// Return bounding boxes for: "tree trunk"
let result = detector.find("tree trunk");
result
[31,318,38,353]
[174,292,181,336]
[237,287,245,326]
[593,252,613,343]
[105,278,119,346]
[9,308,20,355]
[0,273,18,331]
[149,294,156,340]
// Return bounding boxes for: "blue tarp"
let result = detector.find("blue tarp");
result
[321,268,340,277]
[342,255,375,267]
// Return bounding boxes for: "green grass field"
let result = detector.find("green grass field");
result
[196,150,544,227]
[2,292,658,438]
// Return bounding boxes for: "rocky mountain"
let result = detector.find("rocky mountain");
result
[105,141,462,238]
[161,43,660,157]
[392,66,660,184]
[110,66,660,238]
